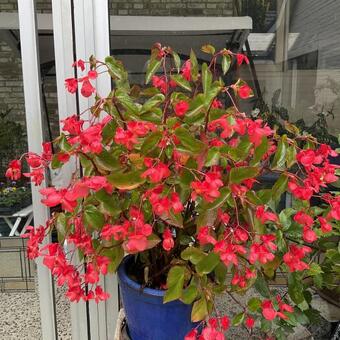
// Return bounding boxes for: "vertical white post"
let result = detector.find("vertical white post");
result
[51,2,90,340]
[17,1,57,339]
[73,1,119,339]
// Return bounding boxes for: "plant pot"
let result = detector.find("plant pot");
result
[117,256,196,340]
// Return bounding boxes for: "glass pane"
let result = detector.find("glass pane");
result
[239,0,340,145]
[0,3,70,339]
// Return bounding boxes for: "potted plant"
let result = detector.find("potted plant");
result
[7,44,340,340]
[0,181,32,214]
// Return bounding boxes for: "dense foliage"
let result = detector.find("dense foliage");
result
[7,44,340,339]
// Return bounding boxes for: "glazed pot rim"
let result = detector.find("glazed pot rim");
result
[118,255,167,299]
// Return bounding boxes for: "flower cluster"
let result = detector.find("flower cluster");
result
[7,44,340,339]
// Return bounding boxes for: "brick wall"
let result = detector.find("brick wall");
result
[109,0,234,16]
[0,39,24,122]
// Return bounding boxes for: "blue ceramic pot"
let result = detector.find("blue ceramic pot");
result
[117,256,195,340]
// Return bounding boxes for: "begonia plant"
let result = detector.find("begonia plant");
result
[7,44,340,339]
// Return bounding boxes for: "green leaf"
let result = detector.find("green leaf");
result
[95,190,121,217]
[181,282,198,304]
[83,205,105,230]
[94,149,120,171]
[79,154,94,176]
[286,145,297,168]
[271,135,288,170]
[107,170,145,190]
[174,127,206,155]
[222,54,231,75]
[140,131,162,155]
[181,247,205,265]
[196,253,220,275]
[250,137,268,166]
[56,213,67,242]
[247,297,262,312]
[102,246,124,273]
[229,166,259,184]
[115,88,139,114]
[58,134,72,152]
[205,147,220,166]
[272,174,288,202]
[202,63,212,98]
[227,136,252,162]
[105,56,129,89]
[105,56,125,79]
[145,59,161,84]
[288,273,306,305]
[214,262,227,284]
[201,44,215,55]
[191,296,208,322]
[170,74,192,92]
[232,312,245,326]
[254,275,271,298]
[141,94,165,113]
[190,49,199,81]
[184,94,205,124]
[51,154,62,169]
[308,263,323,276]
[102,118,117,143]
[172,51,181,72]
[163,266,185,303]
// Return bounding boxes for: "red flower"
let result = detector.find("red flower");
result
[191,171,223,203]
[79,124,103,154]
[24,167,45,186]
[255,206,278,224]
[124,234,148,253]
[181,60,191,81]
[73,59,85,71]
[318,216,332,233]
[283,245,312,272]
[152,75,168,94]
[85,263,99,284]
[198,226,217,246]
[297,149,323,169]
[211,99,223,109]
[88,70,98,79]
[94,285,110,303]
[236,53,249,66]
[238,84,252,99]
[65,78,78,93]
[162,228,174,251]
[201,326,224,340]
[185,329,197,340]
[174,100,189,117]
[288,180,313,201]
[245,317,255,328]
[141,162,170,183]
[81,79,95,97]
[261,300,277,320]
[249,243,275,264]
[170,192,184,213]
[62,115,84,135]
[208,115,234,139]
[5,160,22,180]
[294,211,314,228]
[303,226,317,243]
[21,225,45,259]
